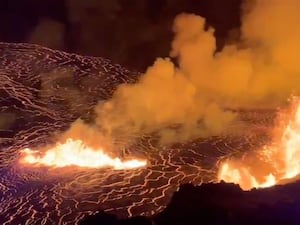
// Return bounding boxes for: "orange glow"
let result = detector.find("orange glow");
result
[20,138,147,170]
[218,97,300,190]
[218,161,276,190]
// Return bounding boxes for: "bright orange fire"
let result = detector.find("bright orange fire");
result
[218,97,300,190]
[20,138,147,170]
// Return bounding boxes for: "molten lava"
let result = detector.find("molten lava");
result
[218,97,300,190]
[20,138,147,170]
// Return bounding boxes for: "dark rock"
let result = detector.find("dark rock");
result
[80,212,118,225]
[120,216,152,225]
[80,181,300,225]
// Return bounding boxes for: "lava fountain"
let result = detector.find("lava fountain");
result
[20,138,147,170]
[218,97,300,190]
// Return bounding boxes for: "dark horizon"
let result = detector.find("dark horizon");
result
[0,0,241,70]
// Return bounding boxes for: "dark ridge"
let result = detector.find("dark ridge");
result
[80,181,300,225]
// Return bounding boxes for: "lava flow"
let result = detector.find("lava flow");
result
[218,97,300,190]
[19,138,147,170]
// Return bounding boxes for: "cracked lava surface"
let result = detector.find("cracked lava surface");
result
[0,43,276,225]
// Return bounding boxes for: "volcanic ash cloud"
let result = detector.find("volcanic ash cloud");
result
[92,0,300,144]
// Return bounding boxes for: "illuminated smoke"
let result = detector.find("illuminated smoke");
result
[22,0,300,168]
[92,0,300,144]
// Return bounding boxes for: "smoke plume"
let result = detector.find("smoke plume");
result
[63,0,300,146]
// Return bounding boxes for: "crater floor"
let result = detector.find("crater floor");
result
[0,43,275,225]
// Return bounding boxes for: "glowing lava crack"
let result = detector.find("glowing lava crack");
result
[20,138,147,170]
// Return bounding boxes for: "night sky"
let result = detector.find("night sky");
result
[0,0,241,70]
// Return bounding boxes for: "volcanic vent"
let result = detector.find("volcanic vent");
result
[2,1,300,224]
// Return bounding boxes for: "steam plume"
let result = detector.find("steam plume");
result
[66,0,300,146]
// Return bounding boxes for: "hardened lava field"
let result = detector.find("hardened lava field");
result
[0,43,275,225]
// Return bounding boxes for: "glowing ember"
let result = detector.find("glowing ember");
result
[20,138,147,170]
[218,97,300,190]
